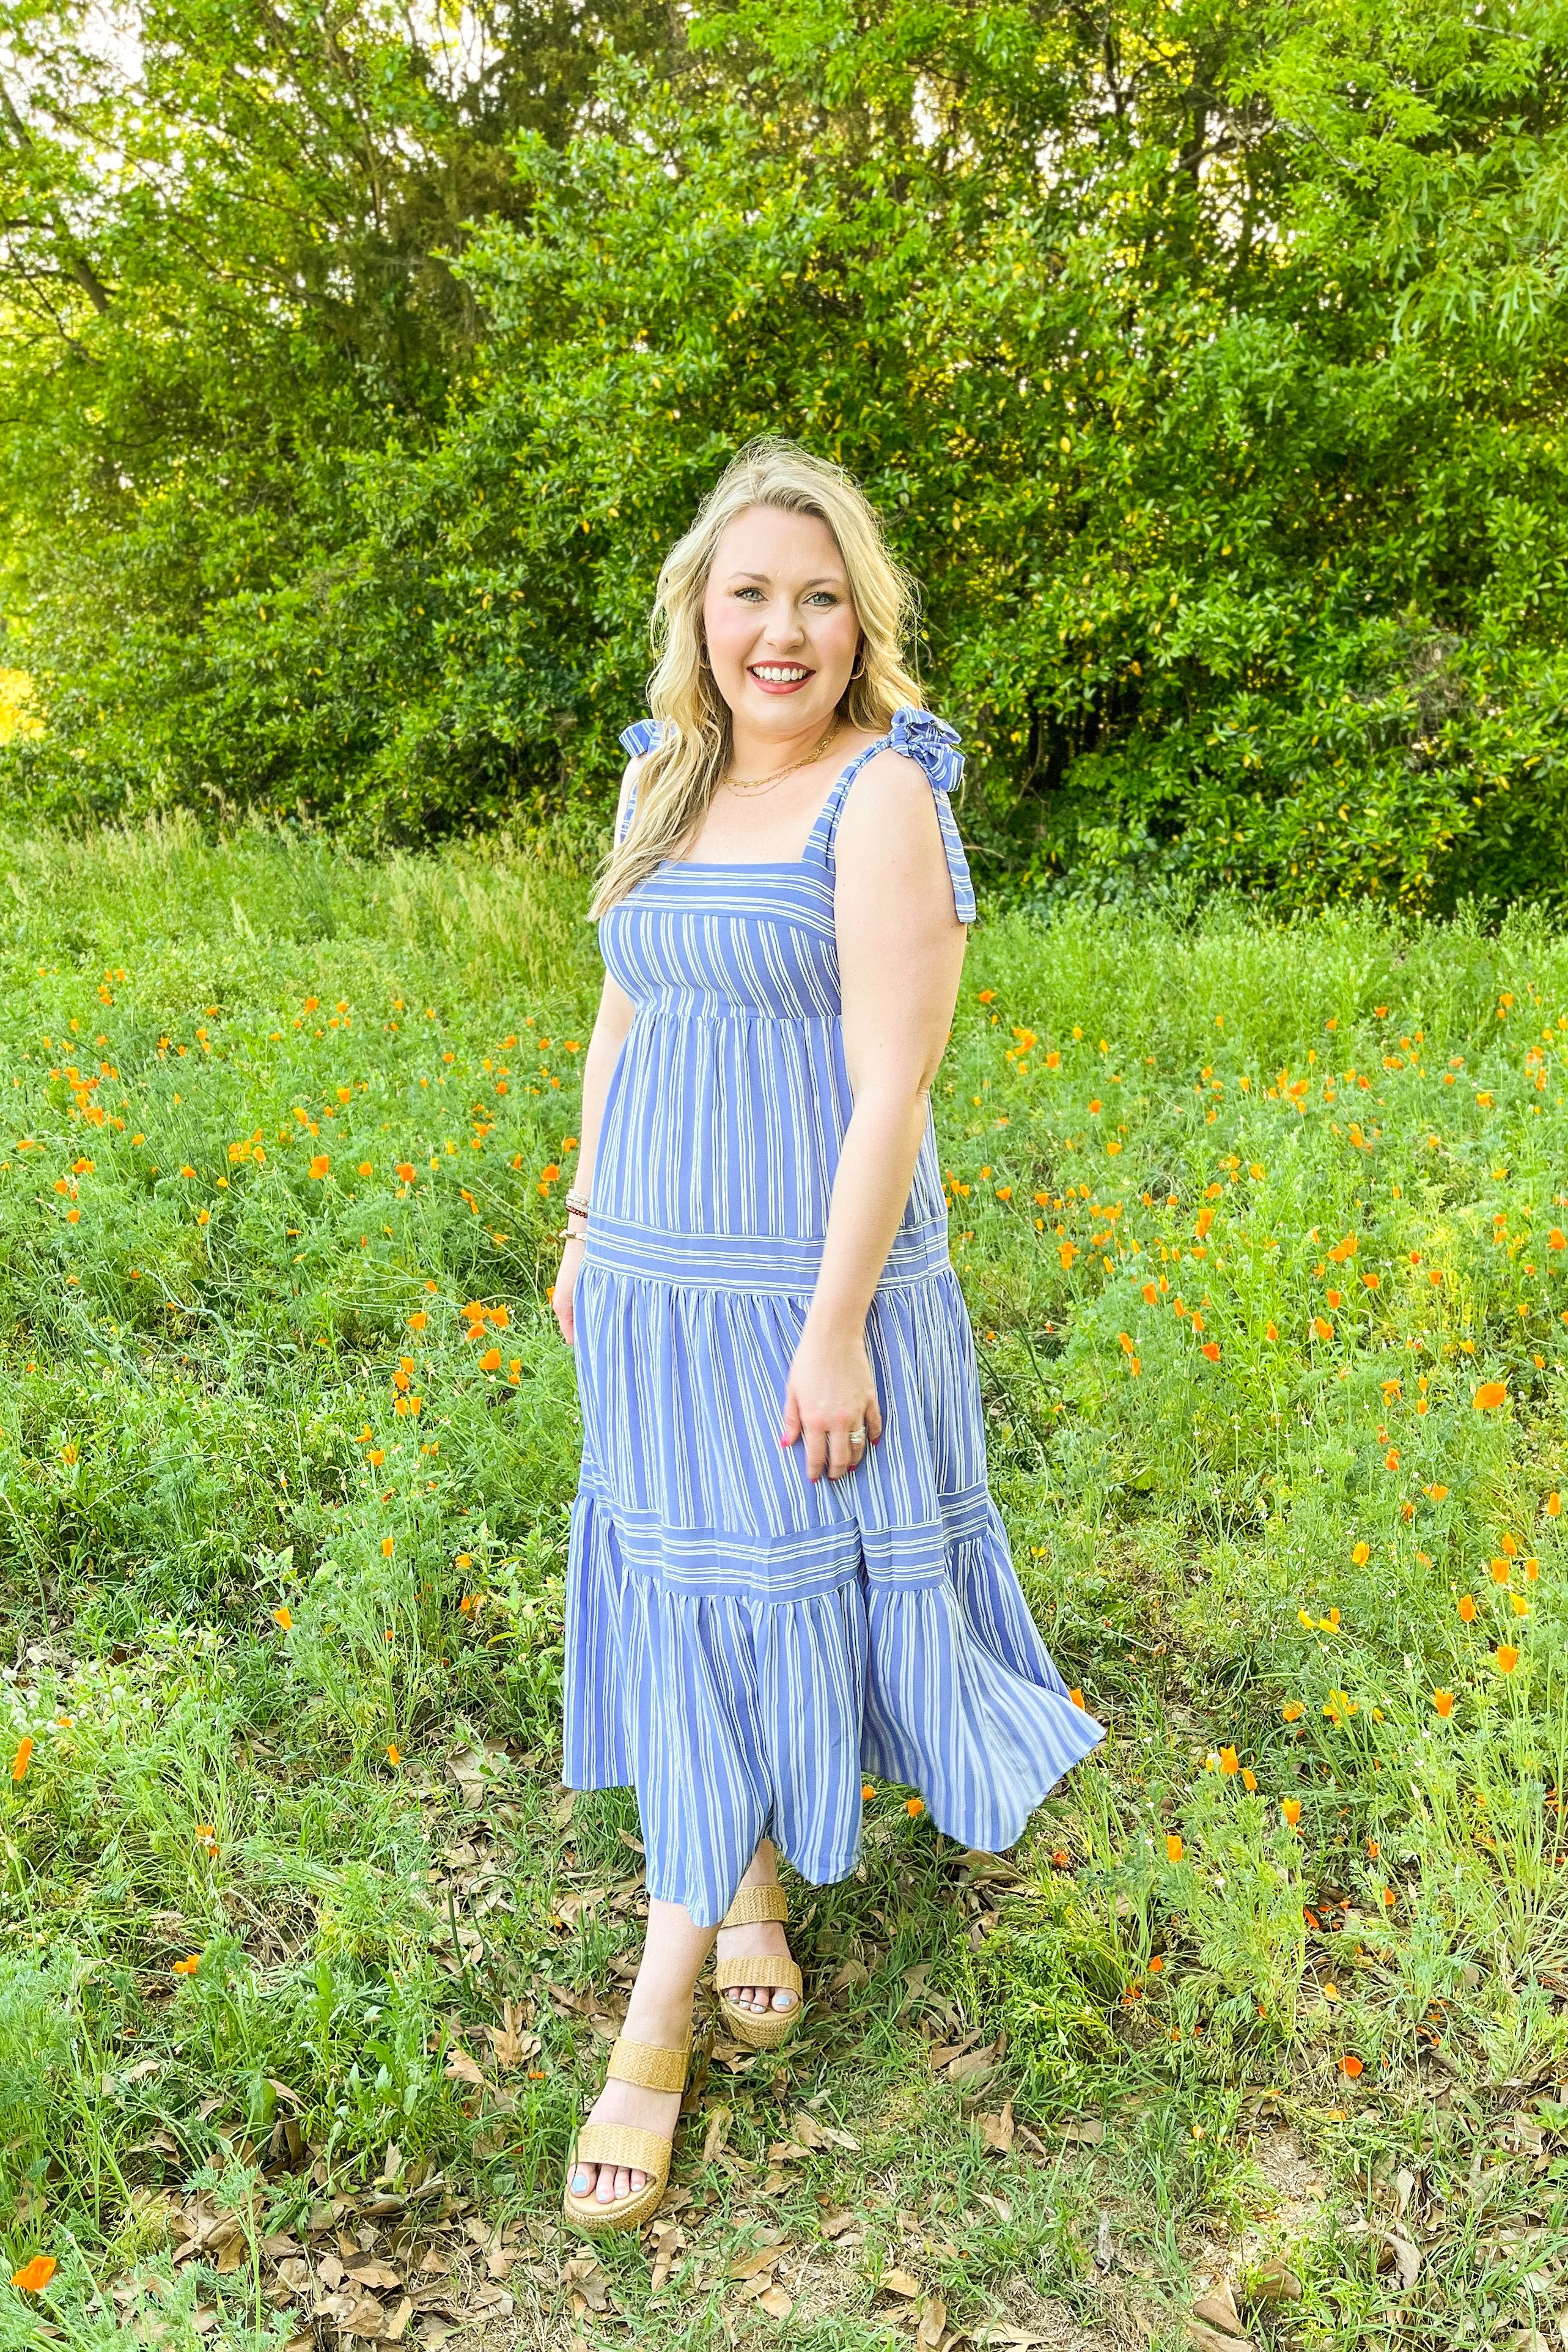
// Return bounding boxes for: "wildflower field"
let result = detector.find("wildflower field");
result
[2,818,1566,2352]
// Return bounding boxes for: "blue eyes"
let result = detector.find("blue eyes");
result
[732,588,840,607]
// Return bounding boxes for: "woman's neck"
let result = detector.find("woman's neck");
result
[726,710,840,779]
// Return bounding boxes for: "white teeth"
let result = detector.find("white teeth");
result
[753,666,809,682]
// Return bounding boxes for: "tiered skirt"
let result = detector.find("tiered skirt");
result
[562,1215,1105,1929]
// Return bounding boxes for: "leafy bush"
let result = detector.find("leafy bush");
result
[4,2,1568,907]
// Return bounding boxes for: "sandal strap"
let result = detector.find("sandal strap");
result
[573,2120,672,2178]
[714,1954,802,1995]
[605,2032,690,2093]
[720,1883,789,1929]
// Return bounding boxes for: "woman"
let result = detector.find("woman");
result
[551,438,1104,2233]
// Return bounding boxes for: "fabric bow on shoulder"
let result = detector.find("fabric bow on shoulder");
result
[887,705,964,794]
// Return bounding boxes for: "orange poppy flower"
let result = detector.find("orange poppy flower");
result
[1166,1834,1184,1863]
[905,1796,925,1817]
[1433,1689,1454,1718]
[1496,1645,1520,1673]
[479,1347,502,1372]
[10,2257,57,2293]
[272,1605,293,1630]
[396,1161,415,1182]
[309,1154,329,1179]
[11,1736,33,1783]
[1338,2053,1364,2078]
[1457,1595,1477,1623]
[1281,1701,1305,1723]
[1473,1382,1508,1410]
[1219,1747,1240,1774]
[380,1536,395,1557]
[1201,1341,1220,1362]
[1282,1799,1303,1828]
[1351,1541,1369,1566]
[1312,1316,1333,1341]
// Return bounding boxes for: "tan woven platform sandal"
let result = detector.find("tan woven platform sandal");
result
[561,2025,692,2237]
[713,1882,803,2051]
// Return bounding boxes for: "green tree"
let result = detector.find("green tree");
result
[4,0,1567,909]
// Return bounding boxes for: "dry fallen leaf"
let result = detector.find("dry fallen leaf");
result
[443,2046,484,2088]
[979,2101,1015,2154]
[918,2293,948,2346]
[879,2268,923,2299]
[489,2003,540,2070]
[1191,2283,1243,2332]
[339,2296,388,2339]
[756,2284,793,2319]
[345,2258,402,2292]
[649,2224,684,2295]
[1247,2257,1303,2304]
[702,2106,731,2162]
[1187,2326,1256,2352]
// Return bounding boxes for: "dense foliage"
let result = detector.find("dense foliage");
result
[3,0,1568,908]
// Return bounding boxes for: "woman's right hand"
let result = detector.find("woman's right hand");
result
[552,1236,586,1345]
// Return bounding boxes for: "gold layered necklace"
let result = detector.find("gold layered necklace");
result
[724,721,842,797]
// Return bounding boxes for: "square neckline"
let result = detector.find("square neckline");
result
[657,735,885,872]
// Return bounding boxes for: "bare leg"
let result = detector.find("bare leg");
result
[713,1837,797,2019]
[570,1897,715,2206]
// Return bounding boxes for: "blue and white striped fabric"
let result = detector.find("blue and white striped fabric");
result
[563,705,1105,1926]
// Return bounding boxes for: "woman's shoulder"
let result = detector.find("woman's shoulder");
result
[835,707,974,919]
[851,706,964,794]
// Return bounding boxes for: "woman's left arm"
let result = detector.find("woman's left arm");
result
[779,749,968,1482]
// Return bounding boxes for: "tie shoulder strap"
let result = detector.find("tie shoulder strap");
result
[822,705,976,923]
[614,717,666,846]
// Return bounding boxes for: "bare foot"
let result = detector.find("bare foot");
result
[715,1911,797,2017]
[715,1843,797,2018]
[569,1983,691,2208]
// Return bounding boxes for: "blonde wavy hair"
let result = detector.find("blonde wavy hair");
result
[586,437,924,918]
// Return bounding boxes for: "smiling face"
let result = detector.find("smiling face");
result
[701,504,862,745]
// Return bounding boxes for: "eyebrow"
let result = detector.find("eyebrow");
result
[724,570,846,588]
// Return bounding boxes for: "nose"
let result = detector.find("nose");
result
[760,600,806,649]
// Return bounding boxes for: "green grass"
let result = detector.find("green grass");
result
[1,811,1567,2352]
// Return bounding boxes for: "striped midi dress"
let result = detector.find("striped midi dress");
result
[562,704,1105,1928]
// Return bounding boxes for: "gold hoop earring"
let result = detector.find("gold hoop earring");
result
[848,649,866,682]
[699,644,711,668]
